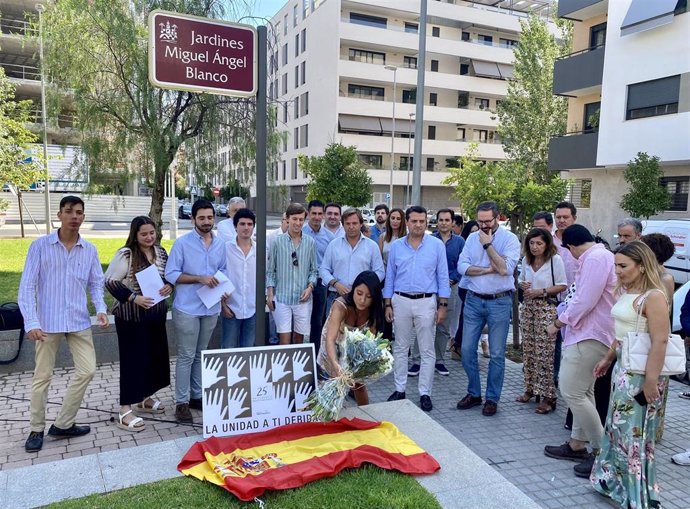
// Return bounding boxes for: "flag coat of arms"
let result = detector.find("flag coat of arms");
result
[178,418,440,501]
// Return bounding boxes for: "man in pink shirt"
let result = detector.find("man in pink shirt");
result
[543,224,616,479]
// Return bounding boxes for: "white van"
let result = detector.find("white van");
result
[642,219,690,285]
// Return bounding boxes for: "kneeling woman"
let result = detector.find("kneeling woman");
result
[317,271,385,406]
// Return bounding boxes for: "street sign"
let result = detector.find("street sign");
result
[148,10,257,97]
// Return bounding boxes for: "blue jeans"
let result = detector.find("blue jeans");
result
[172,309,218,404]
[221,314,256,349]
[461,292,512,403]
[310,283,328,354]
[325,291,339,321]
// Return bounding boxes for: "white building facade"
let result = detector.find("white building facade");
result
[549,0,690,240]
[268,0,554,210]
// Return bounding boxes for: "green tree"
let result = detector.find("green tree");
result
[220,175,250,201]
[41,0,259,236]
[620,152,670,219]
[299,143,373,207]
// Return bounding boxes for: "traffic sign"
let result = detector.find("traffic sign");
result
[148,10,257,97]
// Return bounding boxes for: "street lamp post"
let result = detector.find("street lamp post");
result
[384,65,397,208]
[36,3,51,234]
[406,113,414,206]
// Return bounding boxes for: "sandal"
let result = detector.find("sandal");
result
[117,410,145,432]
[535,398,557,414]
[515,392,534,403]
[135,397,165,414]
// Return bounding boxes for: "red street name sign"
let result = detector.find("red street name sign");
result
[148,10,257,97]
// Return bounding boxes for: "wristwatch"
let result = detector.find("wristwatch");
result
[482,242,492,250]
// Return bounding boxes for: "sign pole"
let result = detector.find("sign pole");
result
[255,25,267,346]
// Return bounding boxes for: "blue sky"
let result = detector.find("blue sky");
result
[251,0,286,20]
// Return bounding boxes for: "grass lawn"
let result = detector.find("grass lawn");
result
[45,465,441,509]
[0,238,173,311]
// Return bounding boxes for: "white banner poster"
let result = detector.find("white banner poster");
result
[200,344,317,438]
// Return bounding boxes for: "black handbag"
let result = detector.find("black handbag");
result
[0,302,24,365]
[519,259,559,305]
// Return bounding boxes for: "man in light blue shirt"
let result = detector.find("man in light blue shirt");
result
[324,202,344,237]
[166,199,227,424]
[369,204,388,244]
[303,199,334,354]
[456,201,520,417]
[321,209,385,318]
[383,206,449,413]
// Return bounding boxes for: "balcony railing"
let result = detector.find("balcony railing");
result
[0,17,37,37]
[0,62,40,81]
[547,130,598,171]
[553,44,605,96]
[28,108,77,129]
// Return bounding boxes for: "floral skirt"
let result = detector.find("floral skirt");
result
[519,299,558,399]
[591,352,668,509]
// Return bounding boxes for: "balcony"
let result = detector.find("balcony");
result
[557,0,608,21]
[548,130,599,171]
[553,45,605,96]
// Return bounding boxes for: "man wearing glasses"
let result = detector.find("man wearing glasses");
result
[457,201,520,416]
[267,203,318,345]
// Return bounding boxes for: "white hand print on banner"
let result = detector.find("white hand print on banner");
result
[271,352,292,382]
[227,387,250,419]
[292,351,313,381]
[294,382,313,411]
[273,383,294,413]
[204,388,227,421]
[226,356,248,387]
[202,357,226,386]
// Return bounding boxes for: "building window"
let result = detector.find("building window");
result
[348,84,385,100]
[282,73,288,94]
[402,89,416,104]
[474,129,488,142]
[350,12,387,29]
[404,22,418,33]
[457,127,466,141]
[282,160,287,180]
[282,44,288,66]
[460,63,469,75]
[584,102,601,131]
[295,34,300,57]
[432,26,440,37]
[458,91,469,108]
[428,125,436,140]
[499,38,518,49]
[282,134,288,152]
[400,156,413,171]
[660,177,689,211]
[283,14,288,35]
[291,158,298,179]
[293,5,298,26]
[430,60,439,72]
[566,179,592,208]
[426,158,435,171]
[301,92,309,116]
[294,96,300,119]
[429,93,437,106]
[475,98,490,110]
[477,34,493,46]
[294,127,299,149]
[403,56,417,69]
[461,31,470,41]
[301,28,306,52]
[358,154,383,168]
[269,82,274,100]
[349,48,385,65]
[294,65,299,88]
[589,22,606,48]
[283,102,288,123]
[300,61,306,85]
[300,125,308,148]
[626,75,680,120]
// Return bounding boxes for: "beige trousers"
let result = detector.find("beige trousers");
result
[30,328,96,432]
[559,339,609,449]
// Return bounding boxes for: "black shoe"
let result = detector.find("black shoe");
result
[176,403,194,423]
[189,398,203,410]
[420,395,433,412]
[25,431,44,452]
[407,364,420,377]
[435,363,450,376]
[387,391,406,402]
[574,454,596,478]
[47,424,91,439]
[457,394,482,410]
[482,400,498,416]
[544,442,590,462]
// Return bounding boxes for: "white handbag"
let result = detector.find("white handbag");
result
[622,290,686,376]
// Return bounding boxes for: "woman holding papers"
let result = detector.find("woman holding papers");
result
[105,216,173,432]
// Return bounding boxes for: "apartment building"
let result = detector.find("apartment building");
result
[548,0,690,240]
[268,0,554,209]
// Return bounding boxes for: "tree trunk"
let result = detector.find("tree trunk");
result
[511,212,521,349]
[148,148,176,241]
[17,192,25,238]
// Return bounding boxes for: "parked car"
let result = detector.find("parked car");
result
[642,219,690,285]
[216,203,228,217]
[360,208,376,226]
[178,202,192,219]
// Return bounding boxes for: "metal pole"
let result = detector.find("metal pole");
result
[255,26,268,345]
[406,113,413,207]
[37,4,51,233]
[411,0,427,206]
[385,65,397,208]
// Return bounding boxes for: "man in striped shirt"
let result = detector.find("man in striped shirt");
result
[18,196,109,453]
[267,203,318,345]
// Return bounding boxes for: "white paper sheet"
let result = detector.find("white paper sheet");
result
[196,270,235,309]
[134,264,166,305]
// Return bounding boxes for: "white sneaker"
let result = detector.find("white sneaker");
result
[679,391,690,400]
[671,450,690,466]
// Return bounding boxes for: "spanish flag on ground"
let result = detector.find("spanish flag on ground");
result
[178,418,440,501]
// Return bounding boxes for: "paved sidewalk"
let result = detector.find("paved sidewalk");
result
[1,352,690,508]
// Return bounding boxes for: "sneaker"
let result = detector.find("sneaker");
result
[25,431,44,452]
[457,394,482,410]
[574,454,596,478]
[189,398,203,410]
[47,424,91,438]
[544,442,590,462]
[387,391,406,402]
[435,363,450,376]
[420,395,433,412]
[482,400,498,416]
[671,449,690,466]
[175,403,194,424]
[407,364,420,377]
[678,391,690,400]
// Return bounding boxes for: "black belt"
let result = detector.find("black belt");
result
[469,290,512,300]
[395,292,435,299]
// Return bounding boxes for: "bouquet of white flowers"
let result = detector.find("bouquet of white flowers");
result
[306,327,393,422]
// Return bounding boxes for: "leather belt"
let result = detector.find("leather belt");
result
[469,290,512,300]
[394,292,435,299]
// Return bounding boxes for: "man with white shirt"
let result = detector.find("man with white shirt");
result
[221,208,257,348]
[457,201,520,417]
[19,196,109,452]
[321,208,385,318]
[217,196,246,244]
[324,202,344,237]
